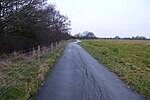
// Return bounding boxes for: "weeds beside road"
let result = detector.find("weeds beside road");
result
[0,40,70,100]
[79,40,150,99]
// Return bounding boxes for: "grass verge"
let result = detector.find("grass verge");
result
[79,40,150,99]
[0,41,69,100]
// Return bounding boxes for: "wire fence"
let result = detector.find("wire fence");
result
[0,40,66,62]
[0,40,68,96]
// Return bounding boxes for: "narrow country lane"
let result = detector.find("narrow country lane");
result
[36,42,144,100]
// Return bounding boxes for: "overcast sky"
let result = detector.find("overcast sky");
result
[48,0,150,38]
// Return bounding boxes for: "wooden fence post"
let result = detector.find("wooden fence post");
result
[51,43,54,53]
[55,42,57,50]
[32,48,36,58]
[38,45,40,64]
[13,51,18,59]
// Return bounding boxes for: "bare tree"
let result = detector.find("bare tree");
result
[0,0,71,53]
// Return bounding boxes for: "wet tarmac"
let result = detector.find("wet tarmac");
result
[36,42,144,100]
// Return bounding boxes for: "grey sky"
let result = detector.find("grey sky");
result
[48,0,150,38]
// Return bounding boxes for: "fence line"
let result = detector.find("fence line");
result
[0,40,68,96]
[0,40,66,62]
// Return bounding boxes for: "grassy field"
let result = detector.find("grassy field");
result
[0,42,69,100]
[79,40,150,99]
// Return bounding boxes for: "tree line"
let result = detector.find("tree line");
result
[99,36,148,40]
[0,0,71,54]
[74,31,98,39]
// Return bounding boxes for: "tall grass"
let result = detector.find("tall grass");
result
[0,41,69,100]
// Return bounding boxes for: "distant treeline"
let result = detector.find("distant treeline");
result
[74,32,149,40]
[0,0,72,53]
[74,31,98,39]
[99,36,149,40]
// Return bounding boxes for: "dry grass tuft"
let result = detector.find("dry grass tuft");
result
[38,63,49,80]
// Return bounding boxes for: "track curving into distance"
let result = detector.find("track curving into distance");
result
[36,42,144,100]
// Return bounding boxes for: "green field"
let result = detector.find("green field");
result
[79,40,150,99]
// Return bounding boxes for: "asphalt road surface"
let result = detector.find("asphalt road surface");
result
[36,42,144,100]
